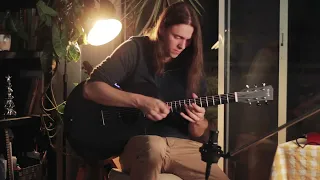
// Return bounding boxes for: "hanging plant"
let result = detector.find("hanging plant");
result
[123,0,204,36]
[35,0,87,74]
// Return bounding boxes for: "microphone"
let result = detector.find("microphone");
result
[199,130,224,180]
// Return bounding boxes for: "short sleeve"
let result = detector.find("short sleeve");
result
[87,38,139,86]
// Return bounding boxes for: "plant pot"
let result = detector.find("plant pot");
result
[0,33,11,51]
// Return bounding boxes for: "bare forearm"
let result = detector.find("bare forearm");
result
[83,81,142,108]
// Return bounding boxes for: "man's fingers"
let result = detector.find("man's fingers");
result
[184,106,201,121]
[148,110,163,121]
[192,93,198,99]
[191,103,206,113]
[180,112,196,123]
[160,104,170,114]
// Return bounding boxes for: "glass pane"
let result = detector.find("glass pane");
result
[287,2,320,141]
[225,0,280,179]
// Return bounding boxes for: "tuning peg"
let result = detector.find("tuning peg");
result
[246,85,250,92]
[262,83,266,87]
[254,84,257,88]
[264,97,268,105]
[247,99,251,105]
[256,98,261,106]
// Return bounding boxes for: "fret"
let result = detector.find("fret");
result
[212,96,215,105]
[226,94,229,103]
[167,93,237,112]
[234,92,238,102]
[206,97,208,107]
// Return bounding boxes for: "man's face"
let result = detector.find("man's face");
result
[163,24,194,60]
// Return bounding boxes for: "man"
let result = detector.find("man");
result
[76,2,228,180]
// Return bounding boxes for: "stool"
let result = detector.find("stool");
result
[108,168,183,180]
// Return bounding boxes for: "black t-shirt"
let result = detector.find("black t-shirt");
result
[88,36,207,139]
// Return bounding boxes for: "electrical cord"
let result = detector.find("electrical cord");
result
[39,61,81,159]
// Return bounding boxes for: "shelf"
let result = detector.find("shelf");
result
[0,51,41,60]
[0,0,37,10]
[0,114,49,128]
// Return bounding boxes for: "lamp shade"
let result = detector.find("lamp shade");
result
[87,18,122,46]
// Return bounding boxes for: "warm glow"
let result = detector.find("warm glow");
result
[87,19,122,46]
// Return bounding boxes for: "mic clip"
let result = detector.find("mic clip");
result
[199,130,229,180]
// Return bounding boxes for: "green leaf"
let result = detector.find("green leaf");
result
[7,17,28,40]
[36,0,58,17]
[44,15,52,26]
[73,0,84,17]
[7,17,18,32]
[123,0,144,20]
[70,28,80,41]
[167,0,182,6]
[70,23,84,41]
[188,0,202,15]
[77,33,87,45]
[66,42,81,62]
[152,0,163,24]
[126,0,142,12]
[52,23,68,58]
[134,0,151,33]
[16,29,28,41]
[191,0,205,12]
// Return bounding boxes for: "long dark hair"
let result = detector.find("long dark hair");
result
[144,2,204,96]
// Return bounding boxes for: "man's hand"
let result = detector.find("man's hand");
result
[136,95,171,121]
[180,93,208,137]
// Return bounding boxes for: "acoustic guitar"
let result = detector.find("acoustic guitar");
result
[63,76,274,159]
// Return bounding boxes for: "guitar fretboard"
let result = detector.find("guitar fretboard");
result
[166,93,237,112]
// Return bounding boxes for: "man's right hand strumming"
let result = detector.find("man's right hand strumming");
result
[135,95,171,121]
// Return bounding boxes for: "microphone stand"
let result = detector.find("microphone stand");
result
[200,106,320,180]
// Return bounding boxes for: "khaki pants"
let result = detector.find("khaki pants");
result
[119,135,229,180]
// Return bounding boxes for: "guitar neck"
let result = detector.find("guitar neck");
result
[166,92,237,111]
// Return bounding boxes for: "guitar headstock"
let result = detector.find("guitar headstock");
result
[82,61,94,75]
[237,83,273,105]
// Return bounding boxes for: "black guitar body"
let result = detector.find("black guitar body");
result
[63,82,151,160]
[63,81,273,160]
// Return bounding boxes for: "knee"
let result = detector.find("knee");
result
[131,135,167,164]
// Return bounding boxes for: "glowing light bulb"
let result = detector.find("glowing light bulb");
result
[87,19,122,46]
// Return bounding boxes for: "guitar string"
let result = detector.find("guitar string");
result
[86,68,238,115]
[102,94,236,113]
[100,91,272,119]
[100,94,236,117]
